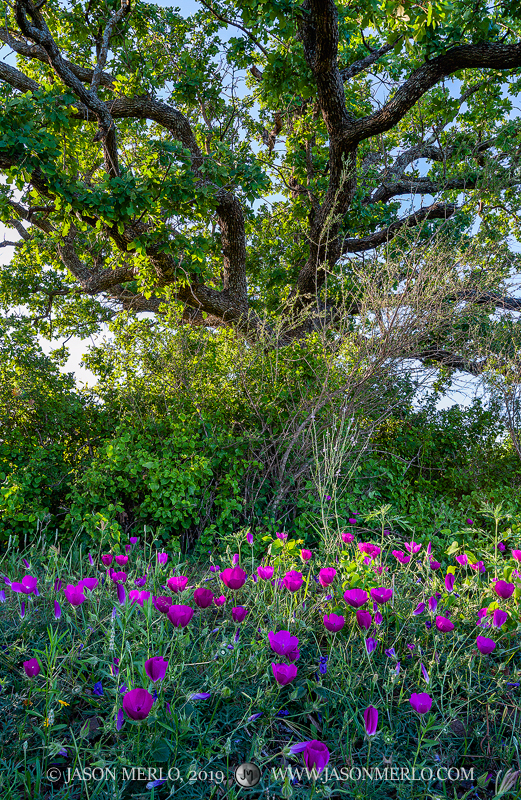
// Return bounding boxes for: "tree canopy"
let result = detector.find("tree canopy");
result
[1,0,521,373]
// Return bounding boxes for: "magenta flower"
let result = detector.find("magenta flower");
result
[152,596,172,614]
[232,554,240,566]
[276,532,288,540]
[123,688,154,720]
[356,610,372,630]
[88,553,94,566]
[426,542,432,555]
[429,560,441,570]
[78,577,98,592]
[374,610,383,624]
[101,554,113,566]
[348,517,358,525]
[111,571,127,584]
[476,636,496,654]
[117,583,126,605]
[494,580,515,600]
[287,647,300,663]
[428,595,438,612]
[257,565,274,580]
[413,603,425,615]
[283,571,304,592]
[167,576,188,593]
[512,550,521,562]
[365,637,377,654]
[10,575,37,595]
[358,543,381,558]
[343,588,368,608]
[145,657,168,682]
[456,554,468,566]
[232,606,248,623]
[23,658,41,677]
[444,573,455,593]
[493,609,508,628]
[370,587,392,605]
[470,561,485,573]
[115,555,128,566]
[213,595,226,607]
[363,705,378,736]
[167,605,194,628]
[194,588,214,608]
[54,600,62,620]
[318,568,337,588]
[134,575,147,588]
[409,692,432,714]
[130,537,139,544]
[392,550,411,564]
[271,663,297,686]
[421,663,430,684]
[290,740,330,773]
[157,553,168,566]
[268,630,299,656]
[300,549,312,562]
[129,590,151,607]
[341,532,354,544]
[435,616,454,632]
[404,541,421,554]
[64,584,86,606]
[323,613,345,632]
[302,740,330,773]
[466,518,473,525]
[246,532,253,545]
[220,567,247,590]
[209,565,220,572]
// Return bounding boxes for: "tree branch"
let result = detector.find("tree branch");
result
[415,346,486,376]
[0,28,115,87]
[198,0,269,58]
[91,0,131,94]
[340,40,398,82]
[343,41,521,149]
[0,61,39,93]
[341,202,457,253]
[14,0,120,176]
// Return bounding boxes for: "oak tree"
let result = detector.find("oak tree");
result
[1,0,521,374]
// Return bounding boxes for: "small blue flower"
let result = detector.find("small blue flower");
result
[146,779,166,789]
[93,681,104,696]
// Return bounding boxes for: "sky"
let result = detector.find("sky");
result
[1,1,520,408]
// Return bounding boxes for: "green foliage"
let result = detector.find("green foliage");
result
[0,321,108,543]
[3,315,521,550]
[66,418,248,551]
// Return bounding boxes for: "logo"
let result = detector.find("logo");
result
[235,762,261,787]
